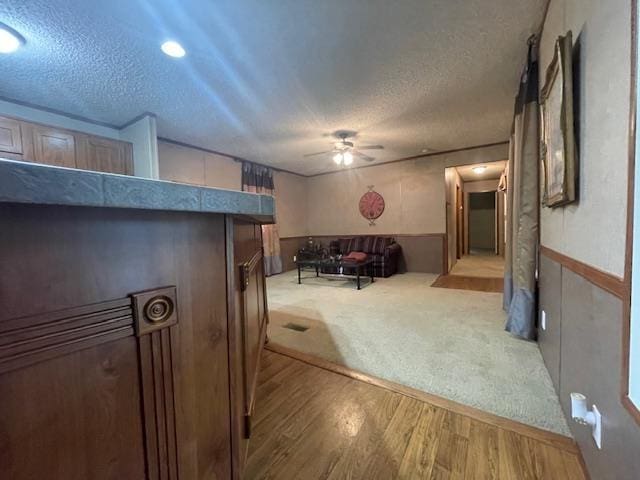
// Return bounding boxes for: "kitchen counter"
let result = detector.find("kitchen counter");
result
[0,158,274,221]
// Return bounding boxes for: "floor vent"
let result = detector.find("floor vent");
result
[282,323,309,332]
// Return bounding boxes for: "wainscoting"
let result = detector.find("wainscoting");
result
[538,248,640,480]
[279,234,446,274]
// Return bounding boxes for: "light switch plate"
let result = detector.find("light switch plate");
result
[541,310,546,330]
[592,404,602,449]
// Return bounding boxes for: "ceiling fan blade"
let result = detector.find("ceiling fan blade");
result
[303,150,334,157]
[353,150,375,162]
[356,145,384,150]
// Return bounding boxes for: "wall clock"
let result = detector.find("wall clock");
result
[359,186,385,225]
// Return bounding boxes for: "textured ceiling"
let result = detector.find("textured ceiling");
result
[456,160,507,182]
[0,0,545,175]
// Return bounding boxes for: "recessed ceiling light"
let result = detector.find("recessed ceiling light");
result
[161,40,186,58]
[0,24,24,54]
[472,166,487,174]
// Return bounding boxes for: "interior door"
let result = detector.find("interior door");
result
[456,185,464,259]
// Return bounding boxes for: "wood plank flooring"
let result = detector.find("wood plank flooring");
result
[431,274,504,293]
[246,350,586,480]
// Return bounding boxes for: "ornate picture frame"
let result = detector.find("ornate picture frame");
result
[540,31,577,207]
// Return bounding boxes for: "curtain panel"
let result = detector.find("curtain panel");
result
[503,41,540,340]
[241,161,283,276]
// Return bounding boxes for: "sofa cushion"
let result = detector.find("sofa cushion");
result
[338,238,351,254]
[371,237,394,254]
[348,236,364,253]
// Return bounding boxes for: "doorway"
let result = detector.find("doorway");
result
[445,160,506,278]
[468,191,496,254]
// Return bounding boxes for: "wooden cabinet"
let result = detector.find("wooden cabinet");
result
[26,124,77,168]
[78,135,133,175]
[0,205,270,480]
[227,219,269,478]
[0,115,133,175]
[0,116,23,156]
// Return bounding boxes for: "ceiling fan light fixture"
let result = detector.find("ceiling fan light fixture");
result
[343,151,353,165]
[333,153,343,165]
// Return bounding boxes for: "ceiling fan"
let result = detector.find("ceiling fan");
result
[304,131,384,165]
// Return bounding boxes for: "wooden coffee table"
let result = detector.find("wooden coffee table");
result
[295,257,374,290]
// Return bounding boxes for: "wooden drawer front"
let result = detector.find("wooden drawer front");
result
[31,126,77,168]
[0,116,23,154]
[79,136,133,175]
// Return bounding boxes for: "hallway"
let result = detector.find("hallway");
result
[450,252,505,278]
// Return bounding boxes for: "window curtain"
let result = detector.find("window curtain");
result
[503,39,540,340]
[241,161,283,276]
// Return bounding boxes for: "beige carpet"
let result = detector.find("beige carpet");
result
[451,252,505,277]
[266,270,570,436]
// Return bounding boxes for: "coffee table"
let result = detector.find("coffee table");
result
[295,257,374,290]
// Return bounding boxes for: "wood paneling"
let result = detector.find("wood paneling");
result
[0,204,235,479]
[0,116,22,154]
[540,245,627,299]
[246,349,587,479]
[280,233,446,274]
[228,219,268,478]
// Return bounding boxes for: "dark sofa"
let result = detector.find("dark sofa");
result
[329,236,402,278]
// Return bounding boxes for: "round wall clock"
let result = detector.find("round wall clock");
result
[359,187,385,225]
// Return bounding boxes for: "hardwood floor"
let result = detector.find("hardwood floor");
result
[431,274,504,293]
[246,350,586,480]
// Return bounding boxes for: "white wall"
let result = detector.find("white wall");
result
[274,171,308,238]
[157,140,242,189]
[120,115,159,179]
[157,140,309,237]
[539,0,631,277]
[307,158,446,235]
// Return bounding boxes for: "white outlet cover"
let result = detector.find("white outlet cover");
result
[592,404,602,449]
[541,310,546,330]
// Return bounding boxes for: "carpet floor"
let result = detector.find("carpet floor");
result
[451,252,505,278]
[266,270,571,436]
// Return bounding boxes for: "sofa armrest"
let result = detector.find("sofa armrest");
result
[384,242,402,259]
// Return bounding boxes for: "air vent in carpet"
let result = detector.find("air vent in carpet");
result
[282,323,309,332]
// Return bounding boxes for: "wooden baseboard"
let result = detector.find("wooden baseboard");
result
[265,342,579,454]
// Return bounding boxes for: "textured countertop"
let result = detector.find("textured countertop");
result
[0,158,274,219]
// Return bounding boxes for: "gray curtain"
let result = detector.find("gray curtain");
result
[504,40,540,340]
[241,161,283,276]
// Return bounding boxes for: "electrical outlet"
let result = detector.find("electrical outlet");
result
[541,310,547,331]
[592,404,602,449]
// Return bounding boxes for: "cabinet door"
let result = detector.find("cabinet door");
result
[0,116,23,155]
[26,125,77,168]
[78,135,133,175]
[228,218,268,479]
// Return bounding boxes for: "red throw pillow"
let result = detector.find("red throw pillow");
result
[343,251,367,262]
